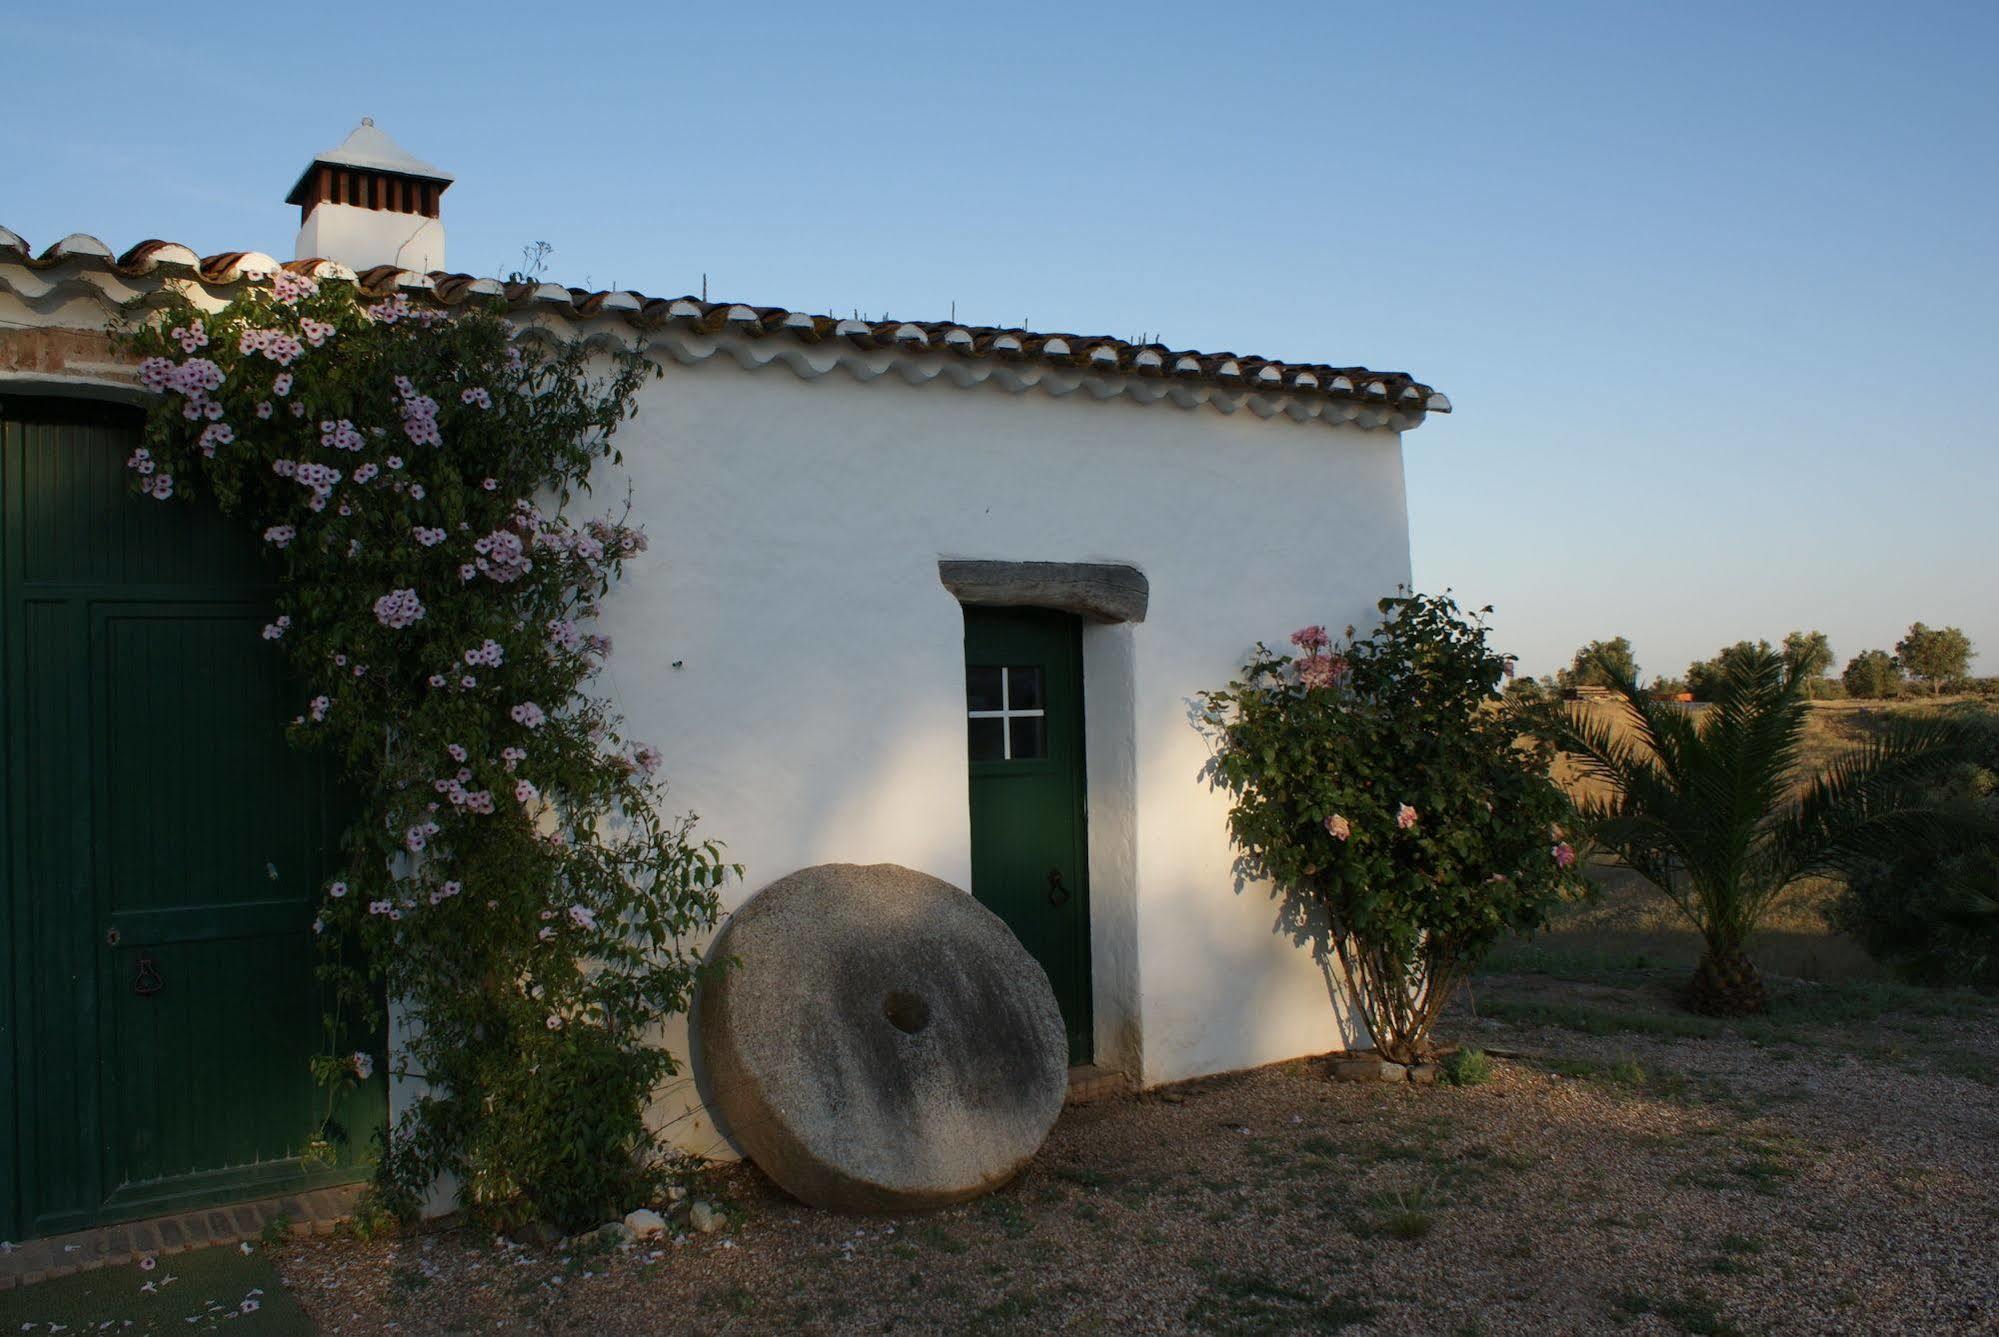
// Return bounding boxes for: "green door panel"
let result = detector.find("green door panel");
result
[2,396,381,1240]
[964,607,1092,1064]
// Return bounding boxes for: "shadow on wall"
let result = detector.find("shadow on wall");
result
[1187,692,1370,1061]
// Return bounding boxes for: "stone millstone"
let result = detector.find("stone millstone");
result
[698,863,1068,1212]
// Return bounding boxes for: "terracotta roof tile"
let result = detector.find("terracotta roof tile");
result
[0,227,1452,425]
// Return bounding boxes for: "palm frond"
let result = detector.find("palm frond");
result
[1767,716,1991,886]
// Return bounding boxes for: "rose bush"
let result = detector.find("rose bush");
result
[1197,592,1582,1064]
[119,273,732,1229]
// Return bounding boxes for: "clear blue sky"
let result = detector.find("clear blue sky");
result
[7,2,1994,679]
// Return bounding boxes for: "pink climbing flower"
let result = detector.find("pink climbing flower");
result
[510,701,546,729]
[461,386,492,409]
[271,269,318,304]
[568,904,596,930]
[1395,803,1418,830]
[328,881,348,898]
[446,743,467,762]
[1290,625,1331,651]
[319,419,365,452]
[1324,813,1351,841]
[545,1014,563,1030]
[372,588,425,629]
[515,779,539,804]
[1552,842,1577,869]
[273,372,293,396]
[352,1052,374,1081]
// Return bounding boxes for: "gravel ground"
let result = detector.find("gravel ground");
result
[272,973,1998,1335]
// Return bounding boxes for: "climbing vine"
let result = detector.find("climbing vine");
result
[119,274,732,1229]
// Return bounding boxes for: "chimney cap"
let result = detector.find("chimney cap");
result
[286,119,454,206]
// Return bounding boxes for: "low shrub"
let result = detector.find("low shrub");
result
[1441,1047,1492,1087]
[1198,593,1585,1064]
[1831,711,1999,989]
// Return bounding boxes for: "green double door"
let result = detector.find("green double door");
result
[964,607,1092,1064]
[1,397,377,1241]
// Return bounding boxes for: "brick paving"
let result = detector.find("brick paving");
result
[0,1183,362,1290]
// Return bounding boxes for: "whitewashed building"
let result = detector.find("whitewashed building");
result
[0,123,1448,1236]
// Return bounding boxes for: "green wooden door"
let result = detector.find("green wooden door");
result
[1,397,379,1241]
[964,607,1091,1064]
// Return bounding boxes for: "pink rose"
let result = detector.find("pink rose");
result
[1551,842,1577,869]
[1395,803,1418,831]
[1324,813,1351,842]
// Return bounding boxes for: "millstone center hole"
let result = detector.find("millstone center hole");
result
[883,990,931,1034]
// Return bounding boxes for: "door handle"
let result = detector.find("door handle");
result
[134,954,165,997]
[1046,868,1071,907]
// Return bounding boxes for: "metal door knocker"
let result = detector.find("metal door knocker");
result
[1046,868,1071,907]
[133,954,165,997]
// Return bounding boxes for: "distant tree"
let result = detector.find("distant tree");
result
[1686,640,1773,702]
[1843,650,1902,700]
[1556,637,1638,690]
[1649,676,1690,697]
[1895,623,1973,695]
[1505,674,1547,703]
[1782,630,1835,697]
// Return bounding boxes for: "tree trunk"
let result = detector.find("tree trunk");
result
[1686,944,1769,1016]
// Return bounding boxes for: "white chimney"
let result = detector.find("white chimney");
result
[288,119,452,273]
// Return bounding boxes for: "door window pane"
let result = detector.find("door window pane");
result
[1009,715,1046,760]
[965,665,1004,712]
[968,716,1005,763]
[1007,666,1044,710]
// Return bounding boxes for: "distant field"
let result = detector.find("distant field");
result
[1494,696,1999,986]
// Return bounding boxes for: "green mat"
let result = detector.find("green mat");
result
[0,1242,312,1334]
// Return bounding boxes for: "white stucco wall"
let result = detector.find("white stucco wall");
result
[590,353,1411,1149]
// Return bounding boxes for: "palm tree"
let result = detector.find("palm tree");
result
[1554,647,1975,1014]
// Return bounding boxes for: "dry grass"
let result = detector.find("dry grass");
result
[268,960,1998,1335]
